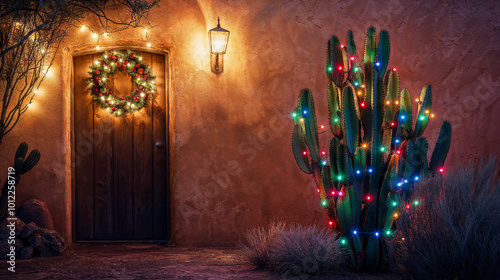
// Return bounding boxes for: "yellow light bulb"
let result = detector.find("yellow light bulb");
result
[361,84,365,88]
[92,33,98,39]
[96,45,100,50]
[394,213,398,217]
[415,98,420,102]
[386,101,390,105]
[357,91,362,95]
[147,43,151,47]
[395,101,399,104]
[425,110,430,114]
[300,118,304,122]
[431,113,435,118]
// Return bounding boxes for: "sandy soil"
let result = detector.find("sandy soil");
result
[0,244,396,279]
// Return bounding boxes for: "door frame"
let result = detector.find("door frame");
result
[69,45,174,243]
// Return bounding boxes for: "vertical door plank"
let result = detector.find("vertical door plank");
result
[112,66,135,240]
[152,53,168,239]
[74,54,95,240]
[93,53,114,240]
[133,52,154,239]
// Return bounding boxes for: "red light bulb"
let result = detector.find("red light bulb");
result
[406,204,411,209]
[393,67,397,72]
[320,125,325,129]
[350,56,355,61]
[328,220,334,226]
[331,191,335,195]
[321,151,326,155]
[338,66,343,71]
[396,150,401,155]
[316,188,320,193]
[366,195,372,201]
[338,191,343,196]
[390,122,395,127]
[340,44,344,49]
[302,151,307,156]
[360,102,366,107]
[439,168,444,173]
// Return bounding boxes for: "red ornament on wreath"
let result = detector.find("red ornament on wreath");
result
[87,50,156,116]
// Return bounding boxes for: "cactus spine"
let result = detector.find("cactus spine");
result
[291,28,452,272]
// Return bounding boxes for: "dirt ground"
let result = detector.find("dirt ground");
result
[0,244,396,279]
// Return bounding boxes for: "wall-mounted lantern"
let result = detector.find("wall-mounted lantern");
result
[209,17,230,73]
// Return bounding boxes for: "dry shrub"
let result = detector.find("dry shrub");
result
[392,156,500,280]
[240,222,347,276]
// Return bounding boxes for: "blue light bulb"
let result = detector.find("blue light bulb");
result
[414,176,419,181]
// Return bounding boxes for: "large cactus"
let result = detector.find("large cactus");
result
[0,142,41,221]
[291,28,452,272]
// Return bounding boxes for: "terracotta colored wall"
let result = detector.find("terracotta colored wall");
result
[1,0,499,246]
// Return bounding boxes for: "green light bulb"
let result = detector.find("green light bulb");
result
[413,200,420,206]
[328,66,332,71]
[392,201,397,206]
[419,115,425,121]
[322,200,327,206]
[380,146,385,152]
[386,230,391,235]
[341,238,347,245]
[337,175,342,181]
[334,118,339,123]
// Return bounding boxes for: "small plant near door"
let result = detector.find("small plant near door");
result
[0,142,41,221]
[290,27,452,272]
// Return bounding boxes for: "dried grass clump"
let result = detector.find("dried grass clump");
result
[392,156,500,280]
[240,222,346,276]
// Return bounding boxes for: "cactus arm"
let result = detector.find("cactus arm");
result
[300,89,321,163]
[329,137,341,189]
[377,155,397,229]
[21,149,41,175]
[330,36,344,87]
[429,121,452,172]
[343,86,359,155]
[413,85,432,137]
[366,235,379,272]
[292,124,312,174]
[327,39,333,80]
[337,186,352,234]
[15,142,28,161]
[364,27,376,105]
[328,82,342,137]
[337,144,348,185]
[412,137,429,177]
[399,89,413,136]
[384,70,399,123]
[376,30,390,78]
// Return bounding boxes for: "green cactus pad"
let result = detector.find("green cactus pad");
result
[413,85,432,137]
[400,89,413,135]
[300,89,321,163]
[429,121,452,172]
[376,30,390,78]
[343,86,359,155]
[328,82,342,137]
[292,124,312,174]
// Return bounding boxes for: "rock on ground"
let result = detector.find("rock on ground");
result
[16,199,54,230]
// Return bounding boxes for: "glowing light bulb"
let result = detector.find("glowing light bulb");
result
[103,33,108,37]
[34,90,38,94]
[361,84,365,88]
[303,110,308,114]
[406,204,411,209]
[439,168,444,173]
[413,200,420,206]
[334,118,339,123]
[400,115,406,120]
[395,139,400,143]
[354,82,359,86]
[396,150,401,155]
[354,67,359,72]
[397,182,402,187]
[425,110,430,114]
[380,146,385,152]
[341,238,347,244]
[300,118,304,122]
[338,66,343,71]
[329,221,334,226]
[96,45,100,50]
[328,66,332,71]
[404,179,408,183]
[368,168,373,173]
[92,33,98,39]
[322,161,327,166]
[292,112,297,117]
[394,213,398,217]
[415,98,420,102]
[386,101,390,105]
[392,67,397,71]
[321,151,326,155]
[392,201,397,206]
[375,62,380,66]
[139,57,142,60]
[338,191,343,196]
[431,113,435,118]
[95,61,99,64]
[337,175,342,180]
[350,56,355,61]
[320,125,325,129]
[331,191,335,195]
[147,43,151,47]
[316,188,320,193]
[395,101,399,104]
[101,96,105,100]
[144,29,148,33]
[366,195,372,201]
[357,91,362,95]
[353,230,358,235]
[362,144,367,148]
[81,25,85,30]
[375,232,380,237]
[356,170,361,174]
[140,93,145,97]
[390,122,395,127]
[340,44,344,49]
[322,200,327,206]
[414,176,419,181]
[419,116,425,121]
[386,230,391,235]
[302,151,307,156]
[131,104,135,108]
[360,102,366,107]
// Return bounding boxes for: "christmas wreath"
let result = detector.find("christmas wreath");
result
[87,50,156,116]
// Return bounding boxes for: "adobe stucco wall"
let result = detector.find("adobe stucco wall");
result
[0,0,499,246]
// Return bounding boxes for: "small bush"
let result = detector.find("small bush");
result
[392,156,500,280]
[239,221,286,267]
[269,224,346,276]
[240,222,346,276]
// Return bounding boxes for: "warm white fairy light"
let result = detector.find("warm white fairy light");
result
[147,43,151,47]
[92,33,98,39]
[140,93,145,97]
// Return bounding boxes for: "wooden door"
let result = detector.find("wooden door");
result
[73,51,170,241]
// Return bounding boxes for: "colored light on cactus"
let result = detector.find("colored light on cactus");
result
[340,44,344,48]
[395,139,400,143]
[334,118,339,123]
[395,101,399,104]
[396,150,401,155]
[390,122,395,127]
[425,110,430,114]
[419,115,425,121]
[292,112,297,118]
[368,168,373,173]
[322,160,328,165]
[404,179,408,183]
[360,102,366,107]
[356,170,361,174]
[338,191,343,196]
[354,67,359,72]
[400,115,406,119]
[392,201,397,206]
[394,213,398,217]
[303,110,308,114]
[320,125,325,129]
[385,230,392,236]
[415,98,420,102]
[366,195,372,201]
[414,176,419,181]
[413,200,420,206]
[361,84,365,88]
[337,175,342,180]
[392,67,397,71]
[375,232,380,237]
[321,150,326,155]
[300,118,304,122]
[375,62,380,66]
[431,113,435,118]
[331,191,335,195]
[397,182,402,187]
[338,66,343,70]
[328,66,332,71]
[354,82,359,86]
[406,204,411,209]
[322,200,327,206]
[353,230,358,235]
[386,101,390,105]
[362,144,368,148]
[350,56,355,61]
[341,238,347,244]
[329,220,334,226]
[439,168,444,173]
[357,91,362,95]
[303,151,307,156]
[380,146,386,152]
[316,188,320,193]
